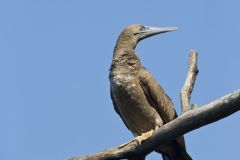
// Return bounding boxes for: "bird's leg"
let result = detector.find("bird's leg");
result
[135,129,154,145]
[119,140,134,148]
[120,127,157,148]
[119,130,155,148]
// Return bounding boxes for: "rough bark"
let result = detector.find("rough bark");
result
[181,50,198,113]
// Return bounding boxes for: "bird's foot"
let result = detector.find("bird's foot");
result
[119,140,133,148]
[135,129,154,145]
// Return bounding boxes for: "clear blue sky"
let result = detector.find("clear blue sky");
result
[0,0,239,160]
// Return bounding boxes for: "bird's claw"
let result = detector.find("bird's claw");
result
[135,129,154,145]
[119,140,132,148]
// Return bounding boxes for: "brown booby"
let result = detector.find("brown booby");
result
[109,24,192,160]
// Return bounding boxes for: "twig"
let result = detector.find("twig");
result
[181,50,199,113]
[67,89,240,160]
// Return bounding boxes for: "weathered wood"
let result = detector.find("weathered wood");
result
[181,51,199,113]
[67,89,240,160]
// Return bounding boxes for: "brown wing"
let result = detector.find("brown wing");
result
[138,67,177,123]
[138,67,186,150]
[110,87,131,130]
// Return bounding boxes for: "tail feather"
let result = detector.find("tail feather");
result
[128,156,146,160]
[161,149,192,160]
[156,140,192,160]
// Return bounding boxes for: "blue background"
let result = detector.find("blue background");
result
[0,0,239,159]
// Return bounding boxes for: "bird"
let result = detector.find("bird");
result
[109,24,192,160]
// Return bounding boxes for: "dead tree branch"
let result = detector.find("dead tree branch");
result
[181,50,199,113]
[67,89,240,160]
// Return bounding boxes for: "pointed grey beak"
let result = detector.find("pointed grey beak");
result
[138,26,178,41]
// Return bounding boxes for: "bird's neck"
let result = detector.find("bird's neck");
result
[110,36,141,73]
[114,35,137,51]
[113,35,138,57]
[111,47,141,72]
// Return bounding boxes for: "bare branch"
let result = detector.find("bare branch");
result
[67,89,240,160]
[181,50,199,113]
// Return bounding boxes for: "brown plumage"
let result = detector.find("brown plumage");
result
[109,24,191,160]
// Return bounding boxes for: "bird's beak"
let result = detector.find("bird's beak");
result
[138,26,178,41]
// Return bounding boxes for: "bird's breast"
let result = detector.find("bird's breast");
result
[110,72,162,135]
[111,74,131,85]
[110,70,135,86]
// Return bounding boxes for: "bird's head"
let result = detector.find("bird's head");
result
[115,24,178,49]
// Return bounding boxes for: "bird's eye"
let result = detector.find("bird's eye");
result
[134,26,146,36]
[140,26,146,31]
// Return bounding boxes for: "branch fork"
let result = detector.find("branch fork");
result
[181,50,199,113]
